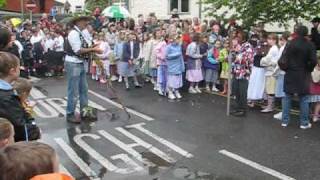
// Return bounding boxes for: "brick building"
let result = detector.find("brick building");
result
[4,0,55,13]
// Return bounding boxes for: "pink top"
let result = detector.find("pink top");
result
[155,41,167,66]
[96,41,111,60]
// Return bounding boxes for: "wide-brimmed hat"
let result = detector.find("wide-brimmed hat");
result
[311,17,320,23]
[70,15,93,25]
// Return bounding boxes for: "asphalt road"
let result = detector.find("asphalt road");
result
[30,76,320,180]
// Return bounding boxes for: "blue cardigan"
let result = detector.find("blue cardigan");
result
[166,43,185,75]
[203,47,219,70]
[114,41,125,61]
[122,41,140,62]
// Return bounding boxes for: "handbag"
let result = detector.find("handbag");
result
[278,43,289,71]
[310,81,320,95]
[25,123,41,141]
[311,66,320,83]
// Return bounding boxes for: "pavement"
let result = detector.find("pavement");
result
[30,76,320,180]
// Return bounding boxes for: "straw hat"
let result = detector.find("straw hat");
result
[70,15,93,25]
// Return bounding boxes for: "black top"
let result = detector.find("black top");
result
[311,27,320,50]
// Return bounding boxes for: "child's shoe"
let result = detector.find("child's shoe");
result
[189,87,197,94]
[212,86,219,92]
[111,75,118,81]
[175,90,182,99]
[195,86,202,93]
[168,91,176,100]
[100,79,107,84]
[205,86,210,92]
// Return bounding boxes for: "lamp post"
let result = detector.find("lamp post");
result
[20,0,24,18]
[26,0,36,22]
[199,0,202,19]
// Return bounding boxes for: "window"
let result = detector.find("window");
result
[169,0,189,13]
[170,0,178,10]
[181,0,189,13]
[39,0,45,12]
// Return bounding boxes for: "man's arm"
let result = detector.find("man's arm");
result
[68,31,101,55]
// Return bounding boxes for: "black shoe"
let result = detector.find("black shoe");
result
[230,109,241,114]
[231,111,246,117]
[81,107,98,122]
[66,114,81,124]
[135,84,142,88]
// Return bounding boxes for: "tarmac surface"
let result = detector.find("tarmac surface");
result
[30,76,320,180]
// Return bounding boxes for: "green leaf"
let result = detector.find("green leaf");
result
[85,0,111,12]
[0,0,6,8]
[202,0,320,28]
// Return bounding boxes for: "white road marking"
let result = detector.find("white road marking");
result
[88,100,107,111]
[110,154,145,173]
[54,138,100,180]
[46,98,67,115]
[59,164,72,176]
[116,127,176,163]
[126,123,194,158]
[33,100,60,118]
[73,133,143,174]
[30,87,47,99]
[29,76,41,83]
[98,130,155,167]
[89,90,154,121]
[219,150,296,180]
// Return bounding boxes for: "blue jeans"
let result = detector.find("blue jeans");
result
[282,94,309,126]
[65,61,88,115]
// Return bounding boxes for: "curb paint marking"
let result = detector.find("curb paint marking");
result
[30,87,47,99]
[98,130,156,167]
[126,123,194,158]
[33,97,106,118]
[55,138,100,180]
[54,123,194,176]
[33,100,60,118]
[46,98,68,115]
[219,150,296,180]
[73,134,143,174]
[116,127,176,163]
[89,90,154,121]
[59,164,72,176]
[29,76,41,83]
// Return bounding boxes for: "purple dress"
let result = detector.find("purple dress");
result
[186,42,203,82]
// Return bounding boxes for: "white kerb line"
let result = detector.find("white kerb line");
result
[29,76,41,83]
[59,164,72,176]
[55,138,100,180]
[219,150,296,180]
[31,87,47,99]
[126,123,194,158]
[89,90,154,121]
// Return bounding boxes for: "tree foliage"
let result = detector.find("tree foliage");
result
[202,0,320,28]
[0,0,6,8]
[85,0,111,12]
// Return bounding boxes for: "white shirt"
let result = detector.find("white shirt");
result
[14,40,23,58]
[261,45,280,76]
[82,28,93,46]
[30,34,43,45]
[39,29,46,39]
[130,41,134,59]
[65,26,84,63]
[44,38,55,52]
[53,36,64,52]
[96,41,111,60]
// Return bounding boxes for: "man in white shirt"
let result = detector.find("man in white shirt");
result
[81,24,94,73]
[65,16,101,123]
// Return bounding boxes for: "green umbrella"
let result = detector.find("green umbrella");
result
[102,5,130,19]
